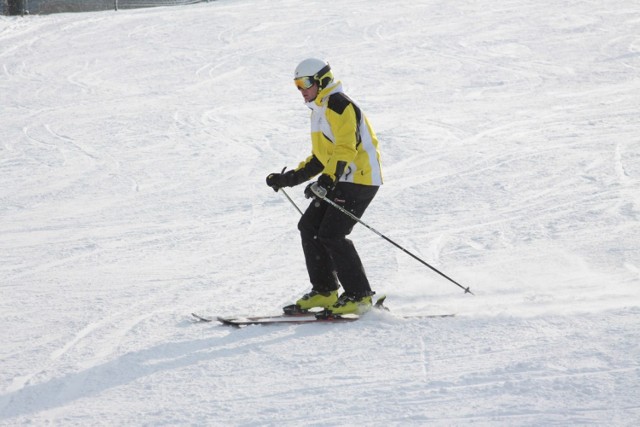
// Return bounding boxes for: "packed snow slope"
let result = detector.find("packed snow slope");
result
[1,0,639,425]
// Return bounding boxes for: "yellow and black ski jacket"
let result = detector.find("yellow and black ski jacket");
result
[293,81,383,186]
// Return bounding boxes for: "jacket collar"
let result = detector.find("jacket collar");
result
[305,81,343,109]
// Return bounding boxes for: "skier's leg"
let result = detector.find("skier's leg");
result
[298,199,340,292]
[316,183,378,297]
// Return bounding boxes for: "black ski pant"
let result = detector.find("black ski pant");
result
[298,182,379,298]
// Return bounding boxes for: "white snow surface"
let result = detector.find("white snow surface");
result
[1,0,640,425]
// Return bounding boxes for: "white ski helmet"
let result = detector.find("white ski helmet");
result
[294,58,333,90]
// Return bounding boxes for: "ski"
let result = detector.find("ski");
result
[402,313,456,319]
[193,310,454,325]
[191,295,454,326]
[216,313,359,327]
[191,312,315,323]
[191,312,219,323]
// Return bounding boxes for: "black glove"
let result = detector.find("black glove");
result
[266,166,315,192]
[266,171,289,192]
[304,174,335,199]
[303,182,315,199]
[266,167,299,192]
[317,173,335,191]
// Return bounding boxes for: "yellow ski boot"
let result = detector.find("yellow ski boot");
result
[295,290,339,310]
[328,293,373,315]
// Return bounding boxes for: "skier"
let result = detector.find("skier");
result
[266,58,383,315]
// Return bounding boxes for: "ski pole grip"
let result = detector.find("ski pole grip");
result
[310,182,328,199]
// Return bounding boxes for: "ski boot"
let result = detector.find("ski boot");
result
[326,292,373,316]
[283,290,339,315]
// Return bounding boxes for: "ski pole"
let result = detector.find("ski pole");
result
[270,167,304,215]
[310,185,474,295]
[279,188,303,215]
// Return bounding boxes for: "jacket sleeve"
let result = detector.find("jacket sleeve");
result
[282,154,323,186]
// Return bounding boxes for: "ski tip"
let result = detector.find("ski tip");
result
[191,313,214,322]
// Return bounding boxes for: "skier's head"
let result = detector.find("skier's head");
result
[294,58,333,99]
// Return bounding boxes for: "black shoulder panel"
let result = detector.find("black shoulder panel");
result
[327,93,362,124]
[327,92,363,146]
[327,93,352,115]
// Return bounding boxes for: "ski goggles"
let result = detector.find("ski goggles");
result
[294,76,315,90]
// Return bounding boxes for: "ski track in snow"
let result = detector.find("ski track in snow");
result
[1,0,639,425]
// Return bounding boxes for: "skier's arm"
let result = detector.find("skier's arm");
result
[266,155,324,191]
[294,154,324,181]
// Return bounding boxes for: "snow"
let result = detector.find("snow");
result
[1,0,639,424]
